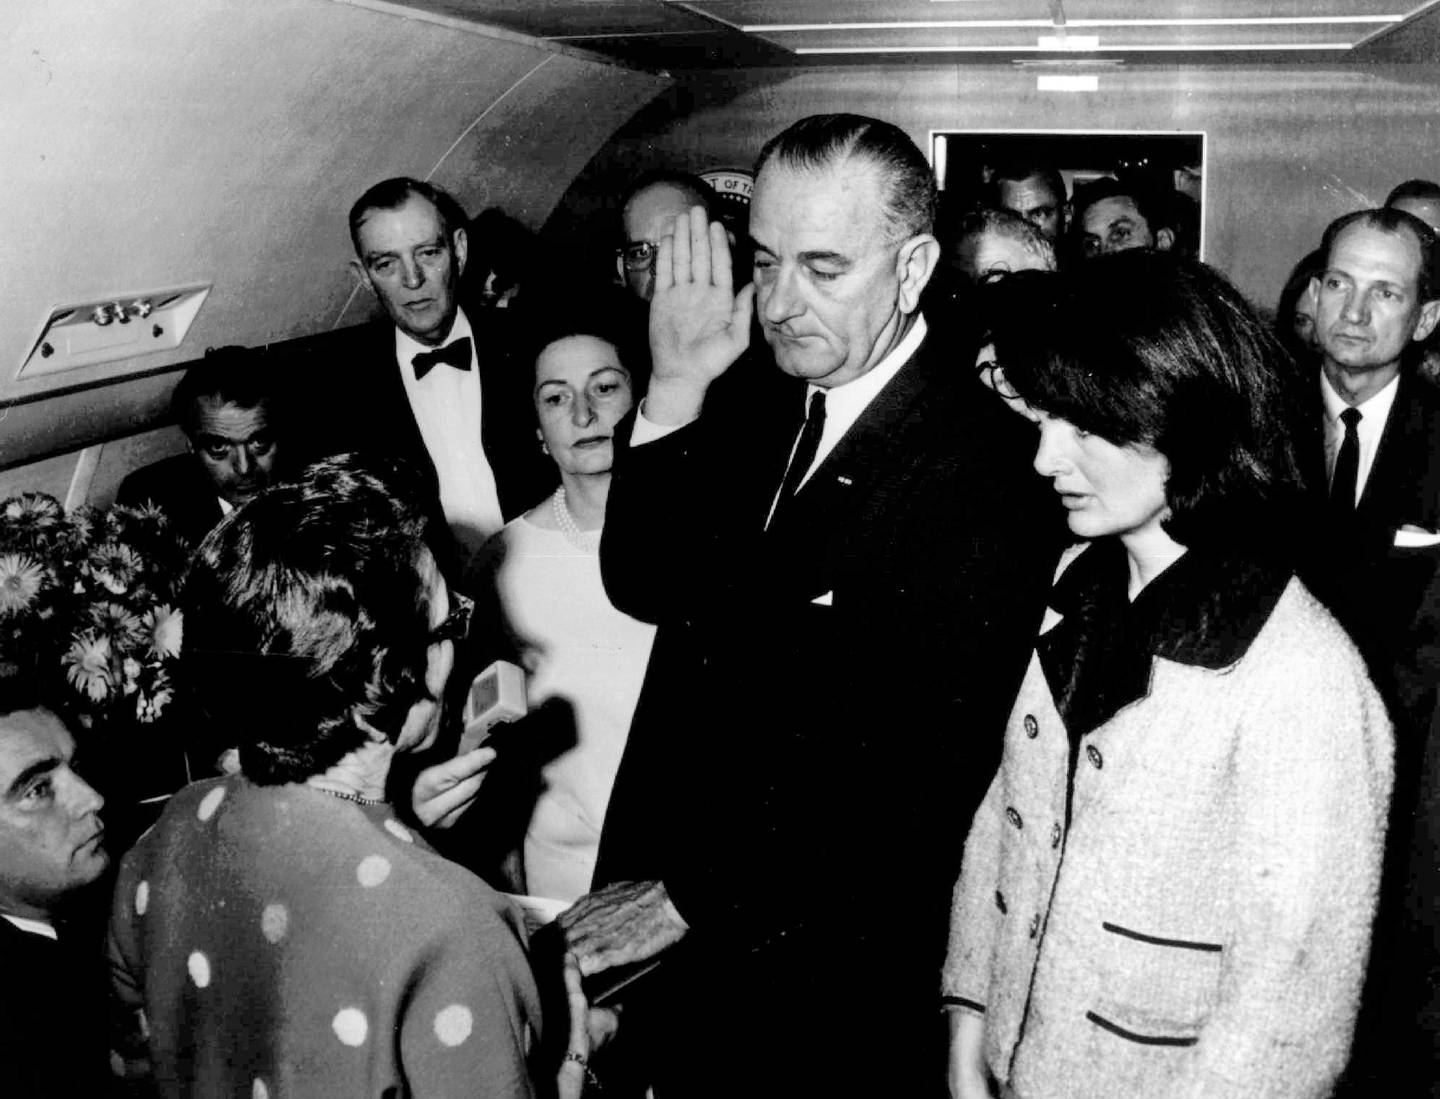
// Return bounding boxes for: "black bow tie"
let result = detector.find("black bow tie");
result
[412,337,472,380]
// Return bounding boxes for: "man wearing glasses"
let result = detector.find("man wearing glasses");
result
[616,171,727,303]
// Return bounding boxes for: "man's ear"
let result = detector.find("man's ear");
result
[1414,298,1440,344]
[897,234,941,315]
[452,226,468,279]
[1155,227,1176,252]
[350,258,374,295]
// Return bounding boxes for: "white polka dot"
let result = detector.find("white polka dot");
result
[356,855,391,888]
[188,951,211,988]
[134,880,149,916]
[252,1078,270,1099]
[434,1004,473,1047]
[197,787,226,822]
[332,1007,368,1047]
[261,903,289,943]
[383,819,414,843]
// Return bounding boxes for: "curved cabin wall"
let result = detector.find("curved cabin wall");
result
[8,1,1440,502]
[1,0,667,499]
[554,62,1440,314]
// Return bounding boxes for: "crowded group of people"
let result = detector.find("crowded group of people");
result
[4,110,1440,1098]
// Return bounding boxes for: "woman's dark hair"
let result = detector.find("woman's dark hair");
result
[180,454,437,784]
[991,252,1309,554]
[519,305,640,402]
[1275,248,1325,366]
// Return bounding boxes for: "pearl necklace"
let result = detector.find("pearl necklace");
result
[552,488,600,554]
[309,784,385,807]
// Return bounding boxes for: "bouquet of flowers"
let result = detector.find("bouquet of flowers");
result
[0,492,189,727]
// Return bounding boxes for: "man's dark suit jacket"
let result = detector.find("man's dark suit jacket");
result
[0,918,111,1096]
[299,304,555,536]
[1306,373,1440,1096]
[593,331,1062,1098]
[1302,372,1440,683]
[116,453,224,547]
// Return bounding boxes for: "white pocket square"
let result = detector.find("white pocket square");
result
[811,591,834,606]
[1394,526,1440,548]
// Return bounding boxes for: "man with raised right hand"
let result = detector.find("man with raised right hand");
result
[560,113,1061,1098]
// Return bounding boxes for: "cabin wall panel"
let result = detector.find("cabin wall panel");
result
[554,64,1440,312]
[3,0,667,472]
[0,454,81,509]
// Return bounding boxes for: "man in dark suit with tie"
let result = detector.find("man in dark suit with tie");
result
[1305,206,1440,1097]
[330,178,550,558]
[560,114,1060,1098]
[117,349,287,546]
[1303,206,1440,676]
[0,684,112,1097]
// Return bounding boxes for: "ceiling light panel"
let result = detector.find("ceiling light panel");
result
[679,0,1404,22]
[757,23,1369,53]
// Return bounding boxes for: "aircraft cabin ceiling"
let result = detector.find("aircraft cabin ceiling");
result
[396,0,1440,67]
[5,0,1440,485]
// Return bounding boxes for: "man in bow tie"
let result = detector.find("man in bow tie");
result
[339,178,550,558]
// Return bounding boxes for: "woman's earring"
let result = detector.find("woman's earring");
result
[540,441,550,455]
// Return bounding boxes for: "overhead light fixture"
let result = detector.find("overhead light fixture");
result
[748,15,1398,32]
[1036,35,1099,50]
[793,43,1354,55]
[20,284,212,380]
[1038,75,1098,92]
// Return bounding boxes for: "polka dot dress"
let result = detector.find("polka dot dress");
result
[108,774,543,1096]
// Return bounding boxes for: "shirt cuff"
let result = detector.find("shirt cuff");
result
[630,401,692,446]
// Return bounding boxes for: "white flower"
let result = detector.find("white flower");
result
[63,634,113,702]
[89,542,141,596]
[144,606,183,660]
[0,555,44,617]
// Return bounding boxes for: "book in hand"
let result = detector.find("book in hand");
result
[514,893,667,1007]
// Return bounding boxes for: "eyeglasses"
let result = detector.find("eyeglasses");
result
[429,591,474,644]
[617,241,659,271]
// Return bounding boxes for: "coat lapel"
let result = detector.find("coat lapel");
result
[765,337,938,544]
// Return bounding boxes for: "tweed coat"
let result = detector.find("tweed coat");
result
[943,544,1393,1099]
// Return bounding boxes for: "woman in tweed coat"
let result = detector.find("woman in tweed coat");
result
[944,255,1393,1099]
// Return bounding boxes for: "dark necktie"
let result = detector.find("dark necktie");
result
[412,336,472,380]
[769,391,826,529]
[1330,406,1362,512]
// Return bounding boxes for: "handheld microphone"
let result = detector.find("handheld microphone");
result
[457,659,528,754]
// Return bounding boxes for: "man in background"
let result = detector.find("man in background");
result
[990,161,1067,243]
[950,205,1057,286]
[333,177,550,558]
[1387,179,1440,233]
[615,170,725,304]
[1072,176,1175,259]
[118,348,285,545]
[0,684,111,1097]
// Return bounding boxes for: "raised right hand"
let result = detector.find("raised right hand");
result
[645,205,756,426]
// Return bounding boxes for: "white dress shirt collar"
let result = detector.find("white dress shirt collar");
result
[1321,369,1400,503]
[2,913,57,940]
[395,308,505,555]
[797,313,928,489]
